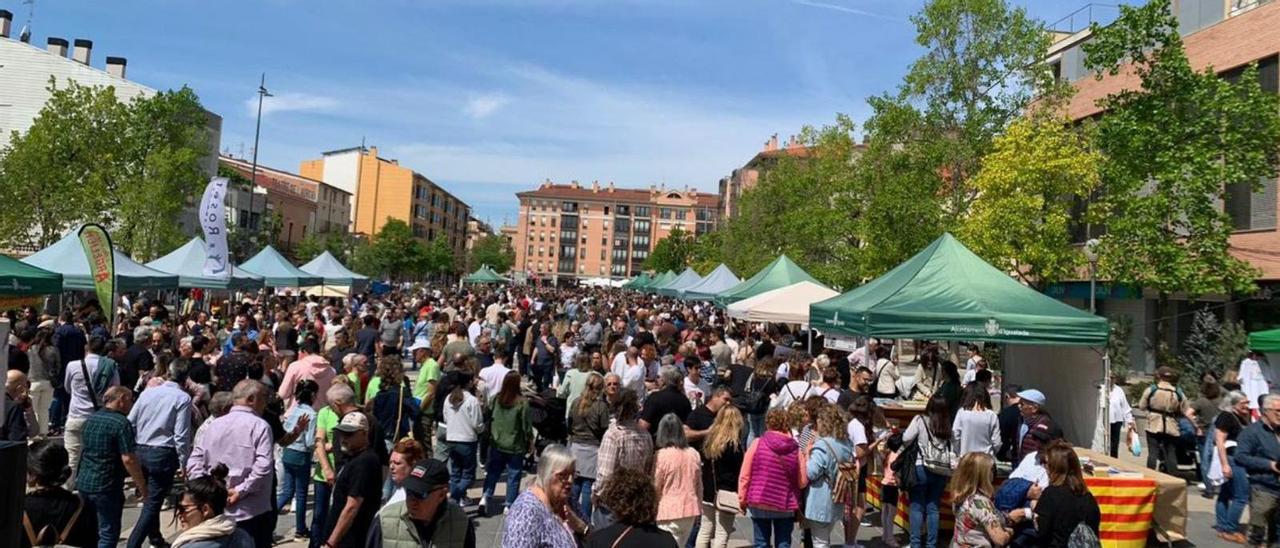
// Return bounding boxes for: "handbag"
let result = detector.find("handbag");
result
[823,439,860,505]
[1129,430,1143,457]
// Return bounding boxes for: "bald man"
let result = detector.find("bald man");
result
[3,370,30,441]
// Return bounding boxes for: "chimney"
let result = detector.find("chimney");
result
[105,56,127,79]
[608,181,615,193]
[72,39,92,65]
[767,134,779,152]
[592,180,600,193]
[570,180,579,189]
[47,37,69,57]
[0,10,12,39]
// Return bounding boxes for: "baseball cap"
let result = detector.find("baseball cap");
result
[334,412,369,433]
[403,459,451,499]
[1017,389,1047,407]
[408,341,431,352]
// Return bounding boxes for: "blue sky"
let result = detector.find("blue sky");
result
[15,0,1090,226]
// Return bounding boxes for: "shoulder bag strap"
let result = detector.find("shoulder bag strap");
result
[58,495,86,544]
[22,513,44,546]
[610,525,635,548]
[79,360,100,410]
[394,382,406,441]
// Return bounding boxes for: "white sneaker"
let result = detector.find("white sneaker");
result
[478,499,488,515]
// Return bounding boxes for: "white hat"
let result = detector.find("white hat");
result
[334,412,369,433]
[408,341,431,352]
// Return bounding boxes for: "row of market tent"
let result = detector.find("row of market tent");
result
[0,229,370,298]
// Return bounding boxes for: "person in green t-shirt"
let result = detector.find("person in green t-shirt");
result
[311,403,340,538]
[411,344,440,402]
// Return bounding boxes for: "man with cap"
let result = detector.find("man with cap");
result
[1016,388,1061,460]
[323,412,384,548]
[366,459,476,548]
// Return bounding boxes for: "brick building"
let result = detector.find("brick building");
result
[718,134,812,219]
[1047,0,1280,370]
[219,156,352,255]
[513,181,719,282]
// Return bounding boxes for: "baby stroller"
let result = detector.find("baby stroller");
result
[527,388,568,459]
[1170,416,1203,481]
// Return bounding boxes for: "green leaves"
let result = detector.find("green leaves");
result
[352,218,455,281]
[644,226,697,274]
[467,234,515,274]
[0,79,210,260]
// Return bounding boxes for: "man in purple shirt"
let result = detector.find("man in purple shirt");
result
[186,379,275,548]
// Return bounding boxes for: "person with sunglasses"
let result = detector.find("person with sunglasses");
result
[171,463,253,548]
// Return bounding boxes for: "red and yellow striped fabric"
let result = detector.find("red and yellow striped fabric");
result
[865,475,1157,548]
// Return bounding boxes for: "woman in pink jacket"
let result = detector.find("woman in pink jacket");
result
[738,407,808,548]
[654,413,703,544]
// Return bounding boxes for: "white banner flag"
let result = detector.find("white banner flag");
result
[200,177,231,279]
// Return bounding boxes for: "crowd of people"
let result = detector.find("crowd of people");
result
[0,283,1125,548]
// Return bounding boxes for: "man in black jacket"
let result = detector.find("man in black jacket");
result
[997,384,1022,462]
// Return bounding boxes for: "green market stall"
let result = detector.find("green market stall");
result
[239,246,323,288]
[715,255,821,307]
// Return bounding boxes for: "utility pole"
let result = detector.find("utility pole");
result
[250,73,272,237]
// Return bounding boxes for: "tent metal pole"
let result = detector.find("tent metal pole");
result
[1103,353,1112,455]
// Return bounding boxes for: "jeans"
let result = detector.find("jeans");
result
[126,446,179,548]
[572,477,595,521]
[277,459,312,535]
[83,490,124,548]
[447,441,478,502]
[747,413,765,446]
[309,480,332,548]
[909,465,947,548]
[482,447,525,510]
[751,517,795,548]
[50,385,69,430]
[1215,457,1249,534]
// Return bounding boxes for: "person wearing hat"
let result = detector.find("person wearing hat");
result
[323,412,384,548]
[1015,388,1061,461]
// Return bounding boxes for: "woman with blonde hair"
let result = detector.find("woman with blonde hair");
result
[696,405,745,548]
[569,372,610,520]
[948,452,1021,547]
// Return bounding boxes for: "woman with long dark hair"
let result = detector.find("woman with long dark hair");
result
[903,393,955,548]
[952,383,1001,457]
[1034,441,1101,547]
[442,372,483,505]
[26,327,60,436]
[482,371,533,515]
[22,440,97,548]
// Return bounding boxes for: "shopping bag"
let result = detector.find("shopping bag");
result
[1129,430,1142,457]
[1206,445,1226,487]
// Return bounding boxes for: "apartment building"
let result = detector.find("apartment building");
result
[514,180,719,282]
[1045,0,1280,369]
[718,134,812,219]
[300,146,470,258]
[219,156,352,254]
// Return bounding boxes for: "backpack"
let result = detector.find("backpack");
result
[1066,522,1102,548]
[23,495,84,548]
[893,438,921,490]
[822,439,860,505]
[916,416,955,476]
[734,373,771,415]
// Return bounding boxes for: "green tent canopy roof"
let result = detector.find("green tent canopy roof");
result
[239,246,324,287]
[715,255,820,306]
[655,267,703,297]
[624,272,652,289]
[1249,328,1280,353]
[682,264,740,300]
[809,233,1108,346]
[146,237,265,290]
[463,265,506,284]
[0,254,62,295]
[21,230,179,292]
[300,251,369,290]
[645,270,677,293]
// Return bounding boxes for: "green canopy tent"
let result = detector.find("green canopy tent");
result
[655,267,703,297]
[22,230,179,291]
[623,272,652,290]
[300,251,370,291]
[462,265,507,284]
[715,255,820,306]
[146,237,265,290]
[1249,328,1280,353]
[644,270,677,293]
[0,255,62,295]
[681,264,740,300]
[809,233,1107,345]
[239,246,323,288]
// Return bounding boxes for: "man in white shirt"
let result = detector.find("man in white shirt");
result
[478,348,512,402]
[1108,375,1136,458]
[1240,350,1269,411]
[467,317,483,348]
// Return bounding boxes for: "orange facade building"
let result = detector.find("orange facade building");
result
[513,181,719,282]
[300,146,470,258]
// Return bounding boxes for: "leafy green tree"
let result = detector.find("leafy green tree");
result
[294,231,358,263]
[852,0,1057,278]
[1218,319,1250,377]
[959,112,1102,287]
[467,234,514,273]
[688,230,726,275]
[0,79,123,248]
[1083,0,1280,340]
[421,237,456,276]
[722,117,861,288]
[359,218,427,281]
[1106,314,1134,378]
[113,87,210,260]
[644,226,697,273]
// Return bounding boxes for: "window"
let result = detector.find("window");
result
[551,217,557,227]
[659,207,673,219]
[538,246,545,256]
[1225,177,1278,231]
[616,205,630,216]
[635,206,650,217]
[604,206,610,215]
[634,220,651,233]
[527,245,534,256]
[1222,55,1279,93]
[632,235,650,248]
[562,201,579,213]
[675,209,687,220]
[613,219,631,232]
[581,236,587,245]
[614,238,627,248]
[1177,0,1225,35]
[696,208,713,221]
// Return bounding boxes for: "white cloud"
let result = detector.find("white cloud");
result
[246,92,339,117]
[786,0,902,22]
[462,93,510,119]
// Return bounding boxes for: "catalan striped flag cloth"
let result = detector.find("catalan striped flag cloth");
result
[865,476,1158,547]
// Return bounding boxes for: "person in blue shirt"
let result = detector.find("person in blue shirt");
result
[278,379,319,541]
[222,314,259,356]
[1236,393,1280,546]
[125,357,194,548]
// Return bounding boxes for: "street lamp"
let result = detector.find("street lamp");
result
[1084,238,1100,314]
[250,73,272,236]
[1084,236,1111,454]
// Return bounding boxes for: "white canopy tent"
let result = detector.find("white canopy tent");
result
[726,281,838,326]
